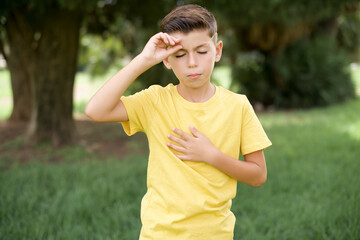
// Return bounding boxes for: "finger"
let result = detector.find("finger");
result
[163,33,180,46]
[154,32,166,42]
[150,33,167,49]
[172,36,181,43]
[160,33,170,45]
[154,32,168,46]
[154,32,180,46]
[166,44,183,55]
[189,125,201,138]
[172,128,191,140]
[168,134,186,146]
[167,142,186,153]
[165,34,175,46]
[175,153,190,161]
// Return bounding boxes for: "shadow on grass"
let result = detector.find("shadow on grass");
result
[0,120,148,168]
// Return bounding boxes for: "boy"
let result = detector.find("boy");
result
[86,4,271,240]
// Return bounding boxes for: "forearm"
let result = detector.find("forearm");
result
[167,127,267,187]
[210,150,267,187]
[86,32,182,122]
[85,54,152,119]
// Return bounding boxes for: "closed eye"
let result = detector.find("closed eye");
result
[175,53,186,58]
[198,51,207,54]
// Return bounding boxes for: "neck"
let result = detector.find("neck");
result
[177,83,215,103]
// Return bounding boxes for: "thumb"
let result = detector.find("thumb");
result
[190,125,201,138]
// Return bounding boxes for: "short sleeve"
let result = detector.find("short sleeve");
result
[120,85,159,136]
[240,96,272,155]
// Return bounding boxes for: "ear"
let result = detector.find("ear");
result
[163,58,172,70]
[215,41,223,62]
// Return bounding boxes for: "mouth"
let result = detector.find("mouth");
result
[187,73,201,79]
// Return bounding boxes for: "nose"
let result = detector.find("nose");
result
[187,53,197,68]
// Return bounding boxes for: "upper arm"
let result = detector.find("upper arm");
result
[244,150,267,176]
[107,100,129,122]
[86,99,129,122]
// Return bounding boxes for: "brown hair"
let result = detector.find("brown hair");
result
[160,4,217,38]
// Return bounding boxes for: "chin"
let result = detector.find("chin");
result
[182,79,209,89]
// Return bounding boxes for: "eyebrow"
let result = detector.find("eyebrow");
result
[177,42,210,52]
[176,33,217,52]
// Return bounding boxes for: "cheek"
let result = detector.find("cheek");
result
[203,56,216,70]
[169,60,185,72]
[169,64,185,79]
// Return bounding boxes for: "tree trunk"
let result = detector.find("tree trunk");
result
[5,8,82,146]
[7,63,32,122]
[2,12,33,123]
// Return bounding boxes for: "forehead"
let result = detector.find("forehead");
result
[169,29,215,50]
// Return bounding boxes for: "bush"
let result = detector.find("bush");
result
[232,52,275,106]
[233,36,356,108]
[337,13,360,61]
[275,36,355,107]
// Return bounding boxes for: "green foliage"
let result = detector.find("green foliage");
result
[337,11,360,60]
[0,0,99,17]
[188,0,360,108]
[1,99,360,239]
[0,70,11,98]
[78,35,126,76]
[231,52,271,104]
[0,70,11,120]
[352,64,360,92]
[234,36,356,108]
[131,63,178,93]
[204,0,359,27]
[1,0,359,110]
[274,36,355,107]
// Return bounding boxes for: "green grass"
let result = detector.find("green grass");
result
[1,98,360,239]
[0,154,147,239]
[233,99,360,239]
[1,66,360,239]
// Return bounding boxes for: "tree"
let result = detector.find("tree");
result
[0,0,177,146]
[0,4,83,145]
[200,0,359,108]
[0,16,32,123]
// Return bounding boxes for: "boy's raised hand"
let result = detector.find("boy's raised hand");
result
[140,32,183,66]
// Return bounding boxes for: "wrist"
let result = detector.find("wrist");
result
[136,51,159,69]
[207,147,222,166]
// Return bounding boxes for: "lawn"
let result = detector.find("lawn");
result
[234,99,360,239]
[1,96,359,239]
[1,66,360,239]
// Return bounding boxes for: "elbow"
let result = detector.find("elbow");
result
[85,103,98,121]
[250,173,267,188]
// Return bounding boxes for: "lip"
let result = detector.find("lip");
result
[187,73,201,79]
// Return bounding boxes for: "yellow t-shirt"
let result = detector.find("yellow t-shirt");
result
[121,84,272,240]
